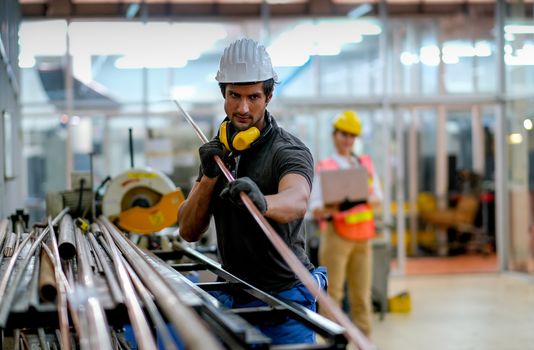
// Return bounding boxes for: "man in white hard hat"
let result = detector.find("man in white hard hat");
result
[178,38,326,345]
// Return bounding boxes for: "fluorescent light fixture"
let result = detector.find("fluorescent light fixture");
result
[504,44,513,54]
[504,24,534,34]
[268,19,377,67]
[18,20,68,67]
[400,51,419,66]
[66,21,227,69]
[115,56,189,69]
[419,45,440,66]
[508,133,523,144]
[523,119,533,131]
[71,116,81,126]
[440,40,492,64]
[18,54,36,68]
[505,43,534,66]
[474,41,492,57]
[442,54,459,64]
[505,33,515,41]
[172,86,197,100]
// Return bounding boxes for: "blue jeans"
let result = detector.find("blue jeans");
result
[210,267,328,345]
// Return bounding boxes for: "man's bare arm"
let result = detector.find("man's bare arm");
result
[177,176,218,242]
[264,173,311,224]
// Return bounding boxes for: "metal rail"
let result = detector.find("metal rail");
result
[98,217,223,350]
[87,227,123,305]
[95,222,157,350]
[44,230,84,343]
[174,100,373,350]
[58,214,77,260]
[73,224,114,350]
[43,219,71,350]
[0,208,70,326]
[120,255,177,350]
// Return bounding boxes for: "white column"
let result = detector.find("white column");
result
[436,105,448,256]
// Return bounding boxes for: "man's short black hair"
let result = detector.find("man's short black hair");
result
[219,78,276,98]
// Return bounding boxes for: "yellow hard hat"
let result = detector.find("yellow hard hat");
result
[333,110,362,136]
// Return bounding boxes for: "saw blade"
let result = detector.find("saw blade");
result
[120,186,163,212]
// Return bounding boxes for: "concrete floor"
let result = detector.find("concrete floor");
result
[370,273,534,350]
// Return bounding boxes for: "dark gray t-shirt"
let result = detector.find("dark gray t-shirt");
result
[201,114,314,292]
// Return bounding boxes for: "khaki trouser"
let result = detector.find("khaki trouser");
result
[319,222,373,336]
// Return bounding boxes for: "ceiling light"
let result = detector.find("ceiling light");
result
[524,119,533,131]
[508,133,523,144]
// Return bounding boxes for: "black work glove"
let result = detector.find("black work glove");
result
[220,177,268,214]
[199,139,226,178]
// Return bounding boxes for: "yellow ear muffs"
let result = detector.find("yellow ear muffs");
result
[232,127,260,151]
[219,121,231,151]
[218,121,261,152]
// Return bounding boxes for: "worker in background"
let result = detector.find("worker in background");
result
[178,38,327,345]
[309,110,382,337]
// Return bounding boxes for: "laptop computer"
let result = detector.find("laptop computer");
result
[320,167,369,205]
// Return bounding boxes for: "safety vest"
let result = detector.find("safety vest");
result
[316,155,376,240]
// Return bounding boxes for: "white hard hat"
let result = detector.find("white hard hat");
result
[215,38,278,83]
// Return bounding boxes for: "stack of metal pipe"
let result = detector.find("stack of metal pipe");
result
[0,209,221,350]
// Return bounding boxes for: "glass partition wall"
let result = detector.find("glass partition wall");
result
[19,5,534,274]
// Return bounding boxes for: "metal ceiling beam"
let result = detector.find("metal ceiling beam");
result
[20,0,497,19]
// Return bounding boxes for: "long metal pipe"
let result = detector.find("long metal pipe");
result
[95,222,157,350]
[43,218,71,350]
[58,214,77,259]
[13,220,24,254]
[98,218,223,350]
[0,219,9,251]
[87,225,123,305]
[174,100,373,350]
[3,231,17,257]
[120,254,177,350]
[44,219,84,345]
[73,226,114,350]
[0,208,70,326]
[39,243,58,302]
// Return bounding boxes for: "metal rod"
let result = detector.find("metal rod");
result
[90,152,96,222]
[173,101,234,180]
[0,219,9,252]
[46,218,71,350]
[0,208,70,326]
[87,226,123,305]
[13,329,20,350]
[3,231,17,257]
[58,214,77,260]
[73,226,114,350]
[29,243,42,308]
[129,128,134,168]
[120,254,178,350]
[37,328,50,350]
[98,218,222,350]
[45,219,84,345]
[96,222,157,350]
[39,243,58,302]
[13,220,23,254]
[174,100,373,350]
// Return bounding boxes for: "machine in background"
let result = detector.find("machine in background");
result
[46,168,185,235]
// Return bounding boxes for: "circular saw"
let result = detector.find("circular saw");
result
[102,168,185,234]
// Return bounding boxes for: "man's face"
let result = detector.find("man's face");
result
[224,82,272,131]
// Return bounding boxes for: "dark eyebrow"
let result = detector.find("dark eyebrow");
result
[227,89,241,96]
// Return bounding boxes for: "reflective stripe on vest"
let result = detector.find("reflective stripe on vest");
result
[317,155,376,240]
